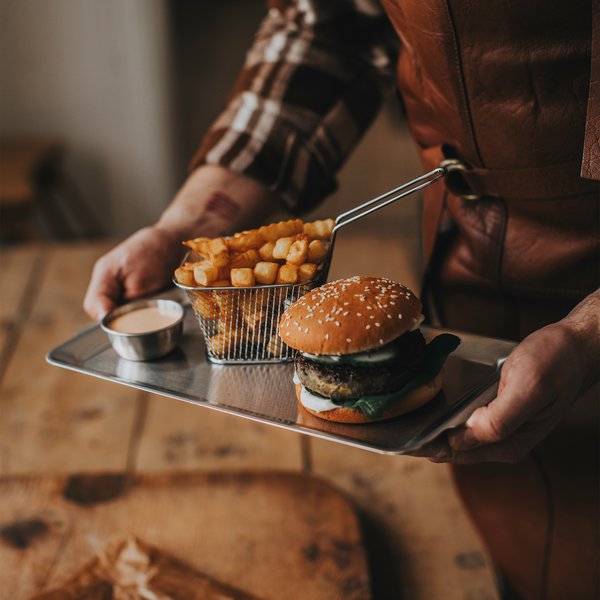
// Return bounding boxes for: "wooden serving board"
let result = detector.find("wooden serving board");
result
[0,471,370,600]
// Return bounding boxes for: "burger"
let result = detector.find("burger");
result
[278,276,460,423]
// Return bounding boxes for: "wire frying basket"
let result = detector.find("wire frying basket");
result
[175,167,446,364]
[185,279,323,363]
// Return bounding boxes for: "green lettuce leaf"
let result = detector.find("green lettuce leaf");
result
[333,333,461,420]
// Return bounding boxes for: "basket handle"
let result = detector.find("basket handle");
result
[332,166,446,232]
[319,167,446,282]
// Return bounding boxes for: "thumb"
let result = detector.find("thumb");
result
[448,354,541,451]
[83,262,122,320]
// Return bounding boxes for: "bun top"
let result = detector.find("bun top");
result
[279,276,422,355]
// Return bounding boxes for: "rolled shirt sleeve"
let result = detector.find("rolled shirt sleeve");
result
[190,0,398,213]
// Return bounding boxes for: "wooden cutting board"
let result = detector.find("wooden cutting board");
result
[0,471,370,600]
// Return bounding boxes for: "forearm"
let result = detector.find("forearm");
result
[83,166,278,319]
[155,165,277,242]
[562,287,600,388]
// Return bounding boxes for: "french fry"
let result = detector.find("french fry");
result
[212,289,230,309]
[258,241,275,261]
[266,332,284,357]
[240,301,267,331]
[231,249,260,269]
[272,237,294,260]
[243,310,264,332]
[308,239,329,263]
[191,291,220,319]
[258,226,273,242]
[207,332,228,355]
[174,265,195,286]
[208,238,229,268]
[177,215,333,297]
[207,331,243,355]
[303,218,334,240]
[239,288,272,311]
[298,262,318,282]
[253,261,279,285]
[193,262,219,286]
[276,263,298,284]
[215,267,230,281]
[231,268,255,287]
[258,219,303,242]
[217,314,241,333]
[282,219,304,238]
[226,230,263,252]
[286,235,309,265]
[214,294,240,331]
[182,237,210,256]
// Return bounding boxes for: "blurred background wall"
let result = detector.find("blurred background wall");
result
[0,0,422,239]
[0,0,175,236]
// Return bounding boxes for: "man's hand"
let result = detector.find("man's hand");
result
[83,225,183,319]
[411,292,600,464]
[83,165,276,320]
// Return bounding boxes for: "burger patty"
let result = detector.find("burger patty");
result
[295,330,426,401]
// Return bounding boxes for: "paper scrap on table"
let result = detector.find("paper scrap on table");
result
[30,535,261,600]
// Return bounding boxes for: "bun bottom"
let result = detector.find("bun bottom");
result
[295,374,442,424]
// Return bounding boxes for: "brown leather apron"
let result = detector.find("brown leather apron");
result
[379,1,600,597]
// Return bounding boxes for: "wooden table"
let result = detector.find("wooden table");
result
[0,235,499,600]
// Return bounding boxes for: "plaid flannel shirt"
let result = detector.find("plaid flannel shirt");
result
[190,0,398,214]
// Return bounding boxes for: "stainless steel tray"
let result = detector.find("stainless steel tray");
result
[47,305,515,455]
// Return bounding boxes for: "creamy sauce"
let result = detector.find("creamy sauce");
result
[300,385,339,413]
[410,313,425,331]
[108,306,180,334]
[294,371,339,413]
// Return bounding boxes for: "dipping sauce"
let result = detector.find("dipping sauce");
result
[108,306,181,334]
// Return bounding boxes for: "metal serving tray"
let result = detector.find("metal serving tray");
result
[47,305,515,455]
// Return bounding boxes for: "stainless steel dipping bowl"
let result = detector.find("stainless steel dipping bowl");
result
[101,299,184,361]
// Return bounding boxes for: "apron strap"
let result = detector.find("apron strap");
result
[581,2,600,181]
[446,159,599,201]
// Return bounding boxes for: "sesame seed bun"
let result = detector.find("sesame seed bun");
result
[295,372,442,423]
[279,276,422,355]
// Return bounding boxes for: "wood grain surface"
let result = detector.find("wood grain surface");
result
[0,243,139,475]
[0,472,370,600]
[136,395,303,472]
[310,440,499,600]
[0,244,43,375]
[0,239,500,600]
